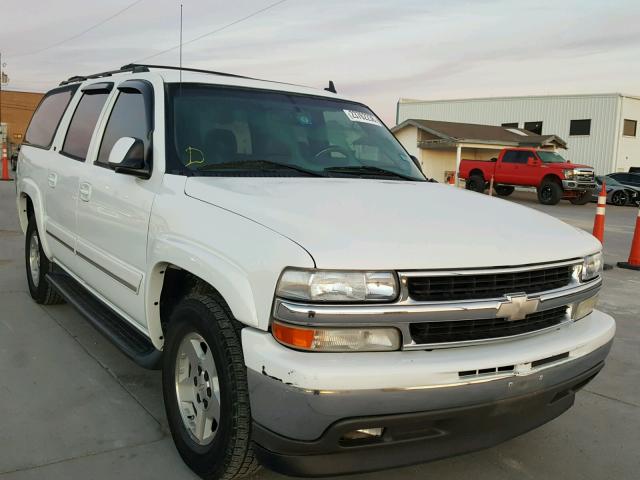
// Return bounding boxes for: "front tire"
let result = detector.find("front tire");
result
[537,180,563,205]
[25,216,64,305]
[162,291,259,480]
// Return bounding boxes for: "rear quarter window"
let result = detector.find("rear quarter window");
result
[24,85,79,149]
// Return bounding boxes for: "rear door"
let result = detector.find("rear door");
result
[20,85,79,267]
[499,150,529,184]
[74,78,158,327]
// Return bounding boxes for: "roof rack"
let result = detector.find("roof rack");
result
[58,63,330,93]
[59,64,149,86]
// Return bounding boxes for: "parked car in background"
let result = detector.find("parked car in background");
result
[608,172,640,190]
[10,145,20,171]
[459,148,596,205]
[592,176,640,206]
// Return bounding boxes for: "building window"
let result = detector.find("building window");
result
[623,119,637,137]
[524,121,543,135]
[501,122,518,128]
[569,119,591,136]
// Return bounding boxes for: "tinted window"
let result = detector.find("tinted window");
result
[569,119,591,136]
[623,119,637,137]
[165,84,423,180]
[97,91,150,166]
[501,122,518,128]
[24,86,78,148]
[524,121,543,135]
[502,150,530,164]
[61,92,110,160]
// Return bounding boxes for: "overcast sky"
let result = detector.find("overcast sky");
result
[1,0,639,124]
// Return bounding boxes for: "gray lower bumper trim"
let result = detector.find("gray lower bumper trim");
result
[248,341,612,440]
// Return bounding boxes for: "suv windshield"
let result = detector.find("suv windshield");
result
[537,151,568,163]
[166,84,424,180]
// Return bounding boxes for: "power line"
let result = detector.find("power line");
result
[6,0,144,58]
[134,0,288,63]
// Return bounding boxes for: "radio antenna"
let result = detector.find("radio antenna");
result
[179,3,183,85]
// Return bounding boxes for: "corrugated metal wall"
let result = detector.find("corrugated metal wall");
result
[397,94,620,174]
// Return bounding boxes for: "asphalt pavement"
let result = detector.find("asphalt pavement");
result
[0,181,638,480]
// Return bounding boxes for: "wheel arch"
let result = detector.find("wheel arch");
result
[541,174,562,186]
[469,168,485,180]
[145,241,262,350]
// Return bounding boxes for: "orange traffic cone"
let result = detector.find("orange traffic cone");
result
[592,181,606,244]
[448,174,455,186]
[0,144,12,182]
[617,207,640,270]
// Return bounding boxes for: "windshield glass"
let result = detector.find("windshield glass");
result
[166,84,424,180]
[598,176,621,186]
[537,151,568,163]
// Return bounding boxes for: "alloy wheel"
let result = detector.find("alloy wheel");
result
[29,233,41,288]
[175,332,221,446]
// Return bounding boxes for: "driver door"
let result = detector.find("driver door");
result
[74,79,156,327]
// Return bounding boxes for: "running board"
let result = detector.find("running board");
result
[46,271,162,369]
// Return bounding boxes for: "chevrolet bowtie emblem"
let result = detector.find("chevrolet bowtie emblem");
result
[496,293,540,321]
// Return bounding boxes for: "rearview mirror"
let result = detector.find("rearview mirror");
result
[108,137,150,179]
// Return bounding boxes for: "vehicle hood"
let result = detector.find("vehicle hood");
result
[185,178,601,270]
[550,162,592,169]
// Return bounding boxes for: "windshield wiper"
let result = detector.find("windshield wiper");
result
[196,160,324,177]
[323,165,419,181]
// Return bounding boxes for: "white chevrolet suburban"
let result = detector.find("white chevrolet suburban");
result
[17,64,614,479]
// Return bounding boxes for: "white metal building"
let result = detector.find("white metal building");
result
[396,93,640,174]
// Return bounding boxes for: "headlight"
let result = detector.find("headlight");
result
[272,321,401,352]
[581,252,603,281]
[563,169,576,179]
[276,268,398,302]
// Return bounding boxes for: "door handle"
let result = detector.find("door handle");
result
[47,172,57,188]
[79,182,92,202]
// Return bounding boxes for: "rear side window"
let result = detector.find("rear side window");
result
[96,91,150,166]
[502,150,529,164]
[24,85,78,148]
[61,91,110,161]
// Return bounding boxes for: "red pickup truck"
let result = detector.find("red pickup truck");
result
[459,148,596,205]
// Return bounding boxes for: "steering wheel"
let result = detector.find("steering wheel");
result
[314,145,351,160]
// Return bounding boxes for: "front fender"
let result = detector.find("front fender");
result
[145,179,314,350]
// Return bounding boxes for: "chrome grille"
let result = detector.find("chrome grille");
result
[407,265,573,302]
[409,306,569,345]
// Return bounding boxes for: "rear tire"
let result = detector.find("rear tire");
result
[537,180,562,205]
[25,216,64,305]
[162,291,260,480]
[494,185,515,197]
[466,174,485,193]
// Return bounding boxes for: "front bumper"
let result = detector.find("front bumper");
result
[243,309,615,476]
[562,179,596,191]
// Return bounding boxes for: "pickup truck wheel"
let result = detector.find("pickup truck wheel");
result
[466,175,485,193]
[162,292,259,480]
[494,185,515,196]
[25,217,64,305]
[537,180,562,205]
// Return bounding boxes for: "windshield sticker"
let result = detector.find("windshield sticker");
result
[185,146,205,167]
[343,109,382,126]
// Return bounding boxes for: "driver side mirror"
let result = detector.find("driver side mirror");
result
[528,156,540,165]
[108,137,150,179]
